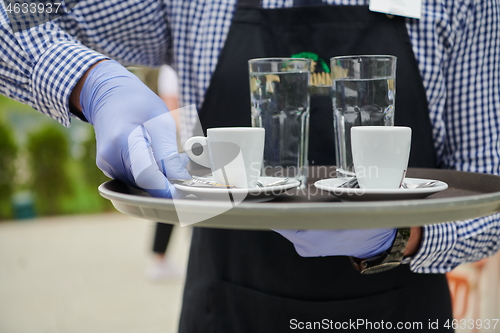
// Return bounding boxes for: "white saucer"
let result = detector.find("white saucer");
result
[314,177,448,201]
[174,176,301,202]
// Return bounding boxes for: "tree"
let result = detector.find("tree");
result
[26,125,72,215]
[79,126,114,210]
[80,126,110,187]
[0,119,18,219]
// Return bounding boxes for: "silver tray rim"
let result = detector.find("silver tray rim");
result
[98,168,500,230]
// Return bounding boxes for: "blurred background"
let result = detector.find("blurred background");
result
[0,91,109,220]
[0,67,191,333]
[0,66,499,333]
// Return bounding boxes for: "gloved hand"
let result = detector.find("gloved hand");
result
[274,228,397,258]
[80,60,190,198]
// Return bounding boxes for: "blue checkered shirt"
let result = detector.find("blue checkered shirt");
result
[1,0,499,273]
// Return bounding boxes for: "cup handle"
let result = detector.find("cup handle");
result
[184,136,210,167]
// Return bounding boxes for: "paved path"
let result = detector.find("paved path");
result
[0,213,191,333]
[3,212,500,333]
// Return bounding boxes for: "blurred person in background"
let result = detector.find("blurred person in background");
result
[158,65,180,112]
[1,1,499,332]
[147,65,185,282]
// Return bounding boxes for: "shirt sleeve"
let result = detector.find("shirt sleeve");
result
[407,0,500,273]
[0,0,169,127]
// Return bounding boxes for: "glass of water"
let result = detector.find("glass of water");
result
[248,58,311,188]
[331,55,397,179]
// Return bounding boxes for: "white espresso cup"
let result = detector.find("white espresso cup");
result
[184,127,265,188]
[351,126,412,189]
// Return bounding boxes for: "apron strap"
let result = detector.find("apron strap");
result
[294,0,324,5]
[238,0,324,7]
[238,0,323,7]
[238,0,261,7]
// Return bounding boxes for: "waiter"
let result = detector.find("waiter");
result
[177,1,448,331]
[1,0,499,332]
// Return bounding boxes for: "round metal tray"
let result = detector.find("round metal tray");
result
[98,167,500,230]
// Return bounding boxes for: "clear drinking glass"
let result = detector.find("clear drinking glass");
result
[331,55,397,179]
[249,58,311,188]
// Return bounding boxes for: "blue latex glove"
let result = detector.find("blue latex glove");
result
[80,60,190,198]
[274,228,397,258]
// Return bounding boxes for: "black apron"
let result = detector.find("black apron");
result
[179,2,452,333]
